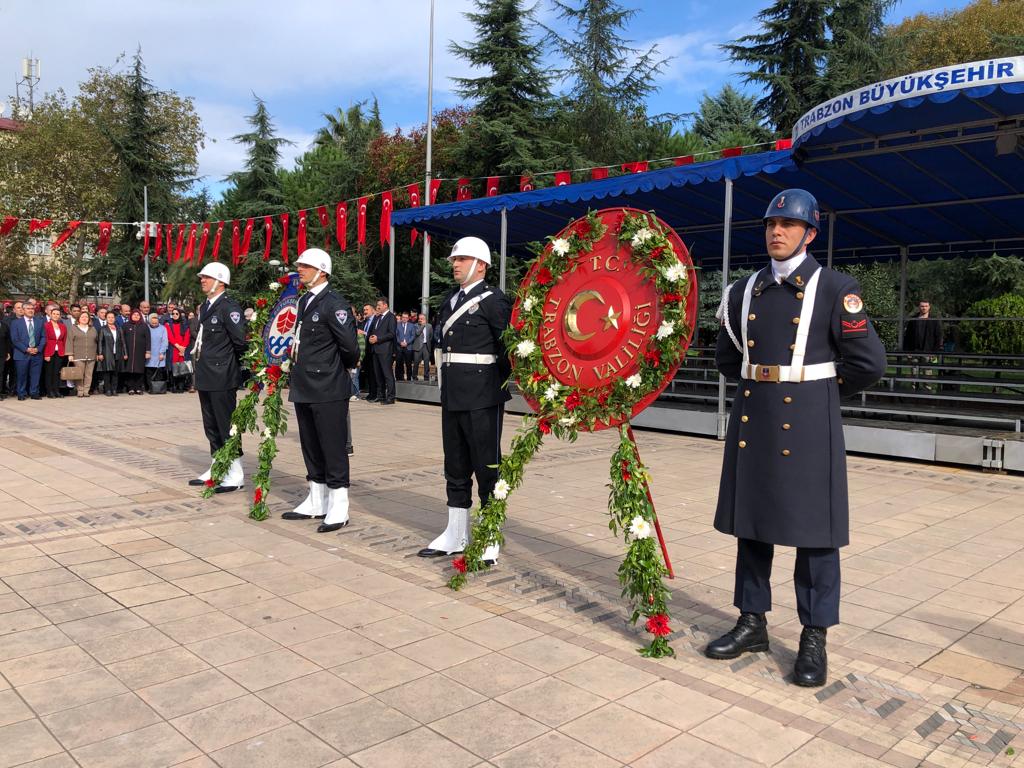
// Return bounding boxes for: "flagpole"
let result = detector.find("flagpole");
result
[143,185,150,304]
[420,0,435,319]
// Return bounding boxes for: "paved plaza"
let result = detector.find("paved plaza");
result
[1,395,1024,768]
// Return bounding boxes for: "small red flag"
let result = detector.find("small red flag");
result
[486,177,499,197]
[262,216,273,261]
[720,146,743,158]
[554,171,571,187]
[380,191,393,246]
[53,221,82,250]
[97,222,113,255]
[297,209,307,254]
[316,205,330,249]
[211,222,224,262]
[184,223,197,264]
[591,167,609,180]
[407,183,421,246]
[240,218,254,261]
[165,223,173,263]
[774,138,793,150]
[154,224,164,262]
[29,218,53,233]
[456,178,472,202]
[622,161,648,174]
[173,224,185,263]
[674,156,695,166]
[1,216,19,236]
[519,175,534,192]
[335,202,347,251]
[429,179,441,205]
[280,212,290,263]
[231,220,241,264]
[197,222,210,264]
[356,197,368,246]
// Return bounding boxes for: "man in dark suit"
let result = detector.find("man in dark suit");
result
[395,311,417,381]
[418,237,511,564]
[282,248,360,532]
[359,303,377,400]
[368,297,396,404]
[0,307,10,401]
[707,189,886,687]
[189,262,247,492]
[412,312,433,381]
[5,302,24,396]
[10,301,46,400]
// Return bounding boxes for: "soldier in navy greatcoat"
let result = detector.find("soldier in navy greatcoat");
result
[417,236,512,564]
[706,189,886,686]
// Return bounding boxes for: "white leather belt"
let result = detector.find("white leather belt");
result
[442,353,498,365]
[741,362,836,382]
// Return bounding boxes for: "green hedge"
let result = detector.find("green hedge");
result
[964,293,1024,355]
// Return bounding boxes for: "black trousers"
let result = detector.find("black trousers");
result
[43,355,65,397]
[443,404,503,509]
[361,349,377,399]
[295,400,350,488]
[0,355,5,396]
[733,538,841,628]
[198,388,238,456]
[373,350,395,402]
[396,347,413,381]
[101,370,119,394]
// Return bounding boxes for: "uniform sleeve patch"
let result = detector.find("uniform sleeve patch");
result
[841,313,868,337]
[843,294,864,313]
[335,309,348,325]
[229,311,241,324]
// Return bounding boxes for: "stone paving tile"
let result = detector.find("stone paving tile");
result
[71,721,202,768]
[105,646,210,689]
[302,696,419,755]
[554,655,658,700]
[451,616,543,651]
[349,726,479,768]
[377,672,486,723]
[79,625,177,664]
[632,732,760,768]
[397,632,491,671]
[4,567,80,590]
[210,722,343,768]
[137,668,247,718]
[331,650,433,695]
[496,677,607,728]
[256,670,365,720]
[0,625,71,662]
[0,718,65,768]
[224,595,309,626]
[185,627,282,666]
[170,694,290,753]
[159,609,246,644]
[42,691,161,749]
[690,707,813,766]
[351,613,443,649]
[500,635,596,674]
[108,581,190,607]
[18,666,128,716]
[559,702,680,763]
[258,612,343,646]
[491,730,621,768]
[0,644,97,686]
[35,593,121,623]
[616,679,731,731]
[443,652,547,699]
[0,688,34,726]
[432,700,549,760]
[57,608,148,643]
[292,628,383,668]
[219,648,321,691]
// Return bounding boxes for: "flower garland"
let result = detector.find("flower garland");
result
[448,209,693,658]
[202,274,294,522]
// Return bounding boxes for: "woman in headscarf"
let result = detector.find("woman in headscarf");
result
[165,307,192,393]
[42,305,69,398]
[122,309,150,394]
[146,313,168,392]
[67,309,99,397]
[96,310,124,396]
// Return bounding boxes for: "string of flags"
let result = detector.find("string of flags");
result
[0,138,794,266]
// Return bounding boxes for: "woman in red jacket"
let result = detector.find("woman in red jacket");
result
[165,309,192,393]
[43,305,69,398]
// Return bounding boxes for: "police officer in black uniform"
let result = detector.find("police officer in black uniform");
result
[189,262,248,492]
[706,189,886,686]
[284,248,360,533]
[417,236,511,563]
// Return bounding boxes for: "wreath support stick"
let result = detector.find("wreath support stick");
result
[626,424,675,579]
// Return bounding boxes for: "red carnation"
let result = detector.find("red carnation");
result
[662,292,684,303]
[645,613,672,637]
[621,460,632,482]
[535,267,554,286]
[452,556,467,574]
[266,382,276,396]
[278,275,290,286]
[530,372,548,383]
[564,391,581,410]
[650,246,665,259]
[643,348,661,367]
[254,487,263,504]
[597,390,610,406]
[573,219,591,239]
[204,478,215,488]
[537,418,552,435]
[256,298,268,309]
[512,316,526,332]
[250,382,261,393]
[265,365,283,382]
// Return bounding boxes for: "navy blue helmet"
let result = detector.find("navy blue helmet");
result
[764,189,820,231]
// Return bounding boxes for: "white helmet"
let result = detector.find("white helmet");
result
[448,236,492,266]
[198,262,231,285]
[296,248,332,275]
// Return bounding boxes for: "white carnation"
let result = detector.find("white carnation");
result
[515,339,537,358]
[551,238,570,256]
[656,320,675,340]
[269,281,282,291]
[262,428,272,439]
[229,425,238,437]
[631,227,653,247]
[663,262,687,282]
[626,373,642,389]
[280,359,291,372]
[493,479,510,500]
[559,415,577,426]
[523,296,535,311]
[629,515,652,539]
[543,385,558,401]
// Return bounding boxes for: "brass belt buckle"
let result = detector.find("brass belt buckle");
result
[754,364,780,382]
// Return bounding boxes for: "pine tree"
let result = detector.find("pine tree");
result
[721,0,830,134]
[450,0,566,177]
[824,0,898,95]
[690,85,773,149]
[545,0,671,164]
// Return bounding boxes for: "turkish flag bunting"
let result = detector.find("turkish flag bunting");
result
[406,184,421,246]
[240,218,254,261]
[280,212,290,263]
[197,222,210,264]
[486,177,499,197]
[141,223,151,261]
[316,205,330,249]
[429,179,441,205]
[380,191,393,245]
[29,218,53,233]
[1,216,19,236]
[335,202,347,251]
[519,175,534,192]
[154,225,164,262]
[262,216,273,261]
[774,138,793,150]
[184,223,197,264]
[297,209,307,254]
[591,167,609,180]
[720,146,742,158]
[621,161,648,174]
[356,197,368,246]
[231,220,241,264]
[173,224,186,263]
[673,155,694,166]
[554,171,571,187]
[456,178,472,202]
[97,222,113,255]
[211,222,224,261]
[53,221,82,250]
[165,223,173,263]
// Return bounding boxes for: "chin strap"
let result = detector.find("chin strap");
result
[788,226,812,260]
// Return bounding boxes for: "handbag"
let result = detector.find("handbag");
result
[149,367,169,394]
[172,360,193,377]
[60,362,84,381]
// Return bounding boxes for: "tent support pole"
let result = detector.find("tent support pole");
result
[717,178,733,441]
[499,208,508,292]
[826,212,835,269]
[897,246,908,351]
[388,227,396,308]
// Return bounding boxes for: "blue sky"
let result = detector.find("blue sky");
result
[1,0,967,199]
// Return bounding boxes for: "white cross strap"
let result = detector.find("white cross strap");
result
[442,291,492,336]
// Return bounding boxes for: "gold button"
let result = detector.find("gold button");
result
[782,423,791,430]
[748,313,756,321]
[741,415,749,423]
[744,389,751,398]
[784,396,792,403]
[792,317,800,324]
[781,449,791,456]
[789,343,796,351]
[739,441,747,448]
[837,377,844,384]
[747,339,755,348]
[796,291,804,299]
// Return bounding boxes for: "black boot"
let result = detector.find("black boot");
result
[793,626,827,687]
[705,612,769,659]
